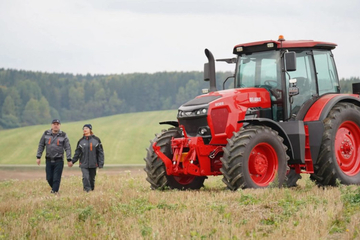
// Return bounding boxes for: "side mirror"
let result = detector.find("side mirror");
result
[204,63,210,81]
[285,52,296,71]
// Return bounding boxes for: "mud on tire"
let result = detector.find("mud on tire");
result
[311,102,360,186]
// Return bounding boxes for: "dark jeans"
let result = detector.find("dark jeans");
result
[45,160,64,192]
[81,168,97,192]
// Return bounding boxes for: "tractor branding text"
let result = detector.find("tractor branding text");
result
[215,102,224,106]
[249,97,261,103]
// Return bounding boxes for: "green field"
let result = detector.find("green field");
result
[0,110,177,165]
[2,110,360,239]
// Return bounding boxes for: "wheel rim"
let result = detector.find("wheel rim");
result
[173,175,195,185]
[335,121,360,176]
[248,143,278,186]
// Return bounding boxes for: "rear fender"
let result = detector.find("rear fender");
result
[304,94,360,122]
[303,94,360,163]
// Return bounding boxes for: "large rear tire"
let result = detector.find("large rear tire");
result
[220,125,289,190]
[144,128,205,190]
[311,103,360,186]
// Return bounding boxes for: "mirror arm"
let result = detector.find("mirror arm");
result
[223,75,235,90]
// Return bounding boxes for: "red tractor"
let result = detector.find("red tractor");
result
[144,35,360,190]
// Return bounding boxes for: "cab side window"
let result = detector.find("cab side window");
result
[313,50,339,95]
[288,51,317,97]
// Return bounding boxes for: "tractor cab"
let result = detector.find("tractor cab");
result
[232,35,340,121]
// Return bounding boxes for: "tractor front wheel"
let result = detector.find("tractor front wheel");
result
[220,125,289,190]
[311,103,360,186]
[144,128,205,190]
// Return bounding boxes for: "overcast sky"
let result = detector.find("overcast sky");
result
[1,0,360,78]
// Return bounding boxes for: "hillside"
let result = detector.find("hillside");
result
[0,69,233,129]
[0,110,177,165]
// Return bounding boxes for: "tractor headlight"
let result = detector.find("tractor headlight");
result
[236,47,243,52]
[194,108,207,116]
[198,126,210,136]
[195,108,207,115]
[178,110,188,117]
[178,108,208,118]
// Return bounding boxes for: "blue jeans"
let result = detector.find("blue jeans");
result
[45,160,64,192]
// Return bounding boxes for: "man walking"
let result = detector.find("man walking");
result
[36,119,72,194]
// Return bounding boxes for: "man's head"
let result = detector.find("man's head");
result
[51,119,61,133]
[83,124,92,136]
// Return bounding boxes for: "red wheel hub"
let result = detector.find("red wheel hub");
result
[335,121,360,176]
[248,143,278,186]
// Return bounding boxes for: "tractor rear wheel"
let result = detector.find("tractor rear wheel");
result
[311,102,360,186]
[144,128,205,190]
[220,125,289,190]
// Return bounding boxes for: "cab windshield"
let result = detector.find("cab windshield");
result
[236,50,281,89]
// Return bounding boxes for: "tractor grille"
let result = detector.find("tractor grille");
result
[178,116,208,137]
[211,108,229,134]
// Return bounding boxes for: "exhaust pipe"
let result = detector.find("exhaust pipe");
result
[204,49,217,92]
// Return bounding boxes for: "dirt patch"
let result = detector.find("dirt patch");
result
[0,166,145,181]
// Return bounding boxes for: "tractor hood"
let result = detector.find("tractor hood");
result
[177,88,272,142]
[178,88,271,116]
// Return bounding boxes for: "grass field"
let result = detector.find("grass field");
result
[1,171,360,239]
[2,110,360,239]
[0,110,177,165]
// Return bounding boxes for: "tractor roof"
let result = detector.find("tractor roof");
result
[233,38,337,54]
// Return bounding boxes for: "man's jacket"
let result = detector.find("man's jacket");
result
[72,135,104,168]
[36,130,72,161]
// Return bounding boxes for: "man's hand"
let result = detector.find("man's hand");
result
[67,162,73,167]
[36,159,41,165]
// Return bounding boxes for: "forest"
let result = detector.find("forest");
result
[0,68,359,129]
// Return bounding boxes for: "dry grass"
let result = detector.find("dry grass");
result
[1,171,360,239]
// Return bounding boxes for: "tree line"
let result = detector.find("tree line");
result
[0,68,233,129]
[0,68,359,129]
